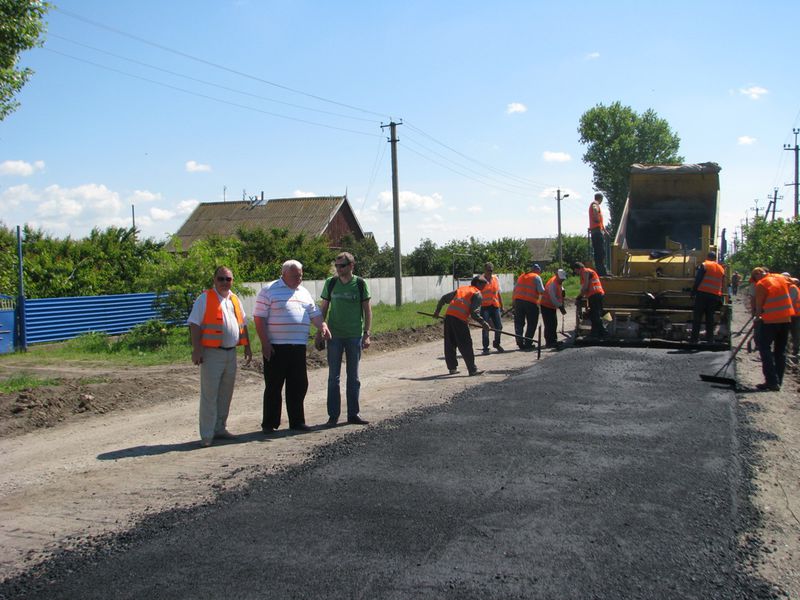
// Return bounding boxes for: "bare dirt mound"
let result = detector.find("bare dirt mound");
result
[0,324,442,439]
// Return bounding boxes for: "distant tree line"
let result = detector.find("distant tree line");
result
[730,217,800,278]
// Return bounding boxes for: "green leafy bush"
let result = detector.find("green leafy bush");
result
[112,320,173,352]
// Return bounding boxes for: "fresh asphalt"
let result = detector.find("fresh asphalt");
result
[0,346,777,599]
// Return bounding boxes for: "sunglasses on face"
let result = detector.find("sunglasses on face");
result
[335,262,350,268]
[216,276,233,282]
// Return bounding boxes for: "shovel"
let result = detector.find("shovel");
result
[417,311,539,348]
[699,323,754,387]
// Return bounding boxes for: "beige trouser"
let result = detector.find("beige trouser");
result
[199,346,238,442]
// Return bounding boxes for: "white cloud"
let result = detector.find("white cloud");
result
[539,187,579,200]
[128,190,162,203]
[293,189,316,197]
[176,199,199,214]
[0,160,45,176]
[543,151,571,163]
[528,204,554,214]
[506,102,527,115]
[0,184,32,210]
[585,52,600,60]
[377,190,443,212]
[466,205,483,214]
[37,183,122,219]
[737,136,757,145]
[739,86,768,100]
[185,160,212,173]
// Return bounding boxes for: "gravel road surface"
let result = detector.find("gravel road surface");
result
[0,342,777,599]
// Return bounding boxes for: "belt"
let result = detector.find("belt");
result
[219,346,237,351]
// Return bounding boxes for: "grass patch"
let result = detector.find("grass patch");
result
[0,372,62,393]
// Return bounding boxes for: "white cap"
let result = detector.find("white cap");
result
[781,272,791,277]
[557,268,567,280]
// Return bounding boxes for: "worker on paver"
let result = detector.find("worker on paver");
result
[539,269,568,348]
[750,267,793,391]
[512,262,544,351]
[690,251,725,345]
[588,193,609,276]
[572,262,607,339]
[433,275,490,376]
[480,262,504,354]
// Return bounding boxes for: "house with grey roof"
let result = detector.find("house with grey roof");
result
[172,195,366,250]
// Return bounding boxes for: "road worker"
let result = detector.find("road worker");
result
[512,262,544,351]
[539,269,568,348]
[750,268,793,391]
[588,193,609,276]
[480,262,504,354]
[781,273,800,363]
[572,262,607,339]
[690,251,725,344]
[433,276,490,376]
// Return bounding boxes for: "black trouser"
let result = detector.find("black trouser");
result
[691,291,720,343]
[588,293,607,337]
[759,321,790,387]
[790,316,800,356]
[591,229,608,276]
[443,315,477,373]
[262,344,308,429]
[541,306,558,346]
[513,299,539,349]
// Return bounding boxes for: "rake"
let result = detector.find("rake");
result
[699,323,754,387]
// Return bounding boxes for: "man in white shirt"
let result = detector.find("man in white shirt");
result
[254,260,331,432]
[188,266,252,447]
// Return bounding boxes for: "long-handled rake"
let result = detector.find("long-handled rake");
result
[417,311,539,349]
[699,323,754,387]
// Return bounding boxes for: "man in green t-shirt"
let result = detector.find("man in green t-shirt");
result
[318,252,372,426]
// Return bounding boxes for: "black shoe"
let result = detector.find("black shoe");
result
[347,416,369,425]
[468,369,484,376]
[261,426,276,434]
[325,417,338,427]
[756,382,781,391]
[290,424,311,431]
[494,345,505,353]
[481,348,490,355]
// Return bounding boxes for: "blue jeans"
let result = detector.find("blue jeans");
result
[481,305,502,349]
[326,336,362,420]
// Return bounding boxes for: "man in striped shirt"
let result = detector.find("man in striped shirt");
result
[254,260,331,432]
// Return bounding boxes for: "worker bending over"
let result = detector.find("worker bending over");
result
[573,262,607,339]
[433,276,490,376]
[690,251,725,345]
[539,269,568,348]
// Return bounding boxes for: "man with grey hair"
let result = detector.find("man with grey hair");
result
[254,260,331,432]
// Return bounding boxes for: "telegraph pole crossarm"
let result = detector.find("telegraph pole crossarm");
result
[784,128,799,219]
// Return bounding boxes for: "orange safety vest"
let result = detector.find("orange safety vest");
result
[513,272,542,304]
[200,289,247,347]
[589,202,604,230]
[757,275,793,324]
[446,285,479,322]
[697,260,725,296]
[788,282,800,317]
[581,267,604,298]
[480,275,501,308]
[539,275,563,310]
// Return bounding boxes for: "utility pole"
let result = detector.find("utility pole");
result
[752,199,760,220]
[555,188,569,264]
[381,120,403,307]
[131,203,136,241]
[767,188,782,221]
[784,128,799,219]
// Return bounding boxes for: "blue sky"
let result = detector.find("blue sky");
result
[1,0,799,255]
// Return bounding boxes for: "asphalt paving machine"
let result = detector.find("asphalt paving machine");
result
[576,162,731,348]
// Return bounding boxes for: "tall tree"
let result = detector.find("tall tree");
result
[1,0,50,120]
[578,101,683,234]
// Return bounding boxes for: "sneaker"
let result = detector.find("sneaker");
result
[199,439,212,448]
[494,345,505,353]
[213,430,236,440]
[468,369,484,376]
[347,416,369,425]
[448,369,460,375]
[481,348,490,355]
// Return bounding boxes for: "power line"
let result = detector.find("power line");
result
[44,48,383,139]
[49,33,379,124]
[55,7,391,120]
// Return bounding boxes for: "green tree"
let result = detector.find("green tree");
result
[237,227,333,281]
[483,237,532,273]
[578,101,683,235]
[405,239,451,276]
[1,0,50,120]
[336,234,382,278]
[0,223,17,294]
[732,217,800,277]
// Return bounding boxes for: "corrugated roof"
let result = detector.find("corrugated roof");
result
[173,196,353,248]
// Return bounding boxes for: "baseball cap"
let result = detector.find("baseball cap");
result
[557,269,567,280]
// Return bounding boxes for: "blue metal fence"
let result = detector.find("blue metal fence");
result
[24,293,159,344]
